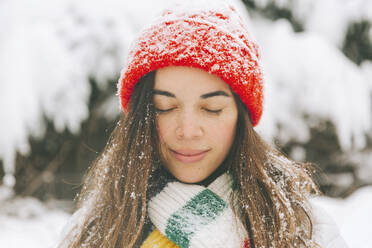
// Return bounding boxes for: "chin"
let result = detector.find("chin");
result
[173,173,207,184]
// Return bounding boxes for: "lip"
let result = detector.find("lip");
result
[170,149,210,163]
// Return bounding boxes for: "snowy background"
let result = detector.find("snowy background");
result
[1,0,371,247]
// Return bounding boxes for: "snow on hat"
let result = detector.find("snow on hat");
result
[118,1,264,126]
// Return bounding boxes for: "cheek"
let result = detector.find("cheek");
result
[214,121,236,144]
[207,116,237,149]
[155,116,170,142]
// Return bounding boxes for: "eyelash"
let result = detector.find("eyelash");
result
[204,108,222,114]
[155,108,175,113]
[155,108,222,114]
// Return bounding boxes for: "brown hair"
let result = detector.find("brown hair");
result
[59,71,320,248]
[228,92,320,247]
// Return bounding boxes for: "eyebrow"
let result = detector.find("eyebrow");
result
[153,89,231,99]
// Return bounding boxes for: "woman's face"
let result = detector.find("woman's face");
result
[154,66,238,183]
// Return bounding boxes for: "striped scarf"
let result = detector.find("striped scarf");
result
[141,173,250,248]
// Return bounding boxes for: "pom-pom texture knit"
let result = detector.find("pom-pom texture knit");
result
[118,2,264,126]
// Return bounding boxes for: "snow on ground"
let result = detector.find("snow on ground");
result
[0,193,71,248]
[313,186,372,248]
[0,186,371,247]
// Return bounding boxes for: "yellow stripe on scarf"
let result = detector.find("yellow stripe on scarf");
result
[141,229,180,248]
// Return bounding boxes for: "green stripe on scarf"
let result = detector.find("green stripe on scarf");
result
[165,189,228,248]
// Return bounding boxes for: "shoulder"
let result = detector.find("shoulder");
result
[309,197,349,248]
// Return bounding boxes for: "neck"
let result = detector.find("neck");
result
[195,162,229,187]
[147,161,229,199]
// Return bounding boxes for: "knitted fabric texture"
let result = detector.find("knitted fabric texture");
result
[145,173,250,248]
[141,229,251,248]
[118,1,264,126]
[141,229,180,248]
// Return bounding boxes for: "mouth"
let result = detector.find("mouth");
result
[170,149,210,163]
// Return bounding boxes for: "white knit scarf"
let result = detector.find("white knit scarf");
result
[148,173,248,248]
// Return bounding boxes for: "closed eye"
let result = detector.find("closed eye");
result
[203,108,222,114]
[155,107,222,114]
[155,107,176,113]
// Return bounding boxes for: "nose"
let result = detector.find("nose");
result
[175,111,204,140]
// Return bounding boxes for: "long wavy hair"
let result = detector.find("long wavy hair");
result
[59,70,320,248]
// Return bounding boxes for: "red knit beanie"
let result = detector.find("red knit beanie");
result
[118,2,264,126]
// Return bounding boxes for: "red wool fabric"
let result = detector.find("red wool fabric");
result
[244,239,251,248]
[118,4,264,126]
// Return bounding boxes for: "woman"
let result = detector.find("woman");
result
[58,1,348,247]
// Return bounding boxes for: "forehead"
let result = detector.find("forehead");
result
[154,66,231,93]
